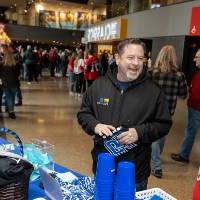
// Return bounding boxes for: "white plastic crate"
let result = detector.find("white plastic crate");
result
[136,188,177,200]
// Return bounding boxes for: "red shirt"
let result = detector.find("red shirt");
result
[188,69,200,111]
[84,55,98,67]
[68,58,75,72]
[192,168,200,200]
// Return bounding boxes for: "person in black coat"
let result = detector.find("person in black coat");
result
[77,39,172,191]
[0,48,20,119]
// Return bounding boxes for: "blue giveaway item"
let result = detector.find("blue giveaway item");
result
[95,153,115,182]
[115,161,136,200]
[49,170,95,200]
[95,153,115,200]
[24,143,54,181]
[104,127,137,156]
[150,195,163,200]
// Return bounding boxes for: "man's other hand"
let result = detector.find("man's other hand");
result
[117,128,138,144]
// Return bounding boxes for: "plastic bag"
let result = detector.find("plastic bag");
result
[23,140,54,181]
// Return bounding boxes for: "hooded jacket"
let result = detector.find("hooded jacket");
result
[0,63,20,88]
[77,67,172,182]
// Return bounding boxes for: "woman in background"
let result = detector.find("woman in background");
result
[0,47,20,119]
[149,45,188,178]
[67,51,76,95]
[74,50,84,97]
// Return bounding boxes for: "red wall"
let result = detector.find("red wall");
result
[190,6,200,36]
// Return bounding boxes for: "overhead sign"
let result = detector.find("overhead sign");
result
[85,18,127,43]
[190,7,200,36]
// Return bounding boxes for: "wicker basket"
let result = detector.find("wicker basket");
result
[0,128,33,200]
[136,188,177,200]
[0,182,28,200]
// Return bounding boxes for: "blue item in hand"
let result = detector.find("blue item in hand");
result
[150,195,163,200]
[104,127,137,156]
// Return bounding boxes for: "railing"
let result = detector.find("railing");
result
[109,0,196,19]
[1,0,196,29]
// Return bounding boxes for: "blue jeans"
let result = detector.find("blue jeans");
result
[67,72,75,92]
[23,63,28,80]
[4,88,16,113]
[151,137,165,170]
[180,108,200,159]
[136,179,148,192]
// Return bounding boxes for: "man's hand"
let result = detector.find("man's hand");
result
[94,123,115,138]
[117,128,138,144]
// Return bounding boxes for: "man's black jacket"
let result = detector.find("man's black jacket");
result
[77,68,172,182]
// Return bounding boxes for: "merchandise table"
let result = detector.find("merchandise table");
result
[0,137,177,200]
[0,137,84,200]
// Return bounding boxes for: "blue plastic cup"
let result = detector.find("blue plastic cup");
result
[95,153,115,183]
[95,153,115,200]
[114,161,135,200]
[115,190,135,200]
[95,181,114,200]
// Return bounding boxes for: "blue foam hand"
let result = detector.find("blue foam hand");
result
[104,127,137,156]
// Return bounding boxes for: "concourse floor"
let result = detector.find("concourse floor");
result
[3,76,200,200]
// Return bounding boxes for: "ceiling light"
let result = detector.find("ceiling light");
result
[36,4,44,12]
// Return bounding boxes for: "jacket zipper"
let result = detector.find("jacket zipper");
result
[115,89,124,126]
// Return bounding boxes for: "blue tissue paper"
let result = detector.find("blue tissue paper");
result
[24,144,54,181]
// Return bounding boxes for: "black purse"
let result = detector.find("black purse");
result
[0,128,34,200]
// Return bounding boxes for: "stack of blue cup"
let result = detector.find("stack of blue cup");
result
[115,161,135,200]
[95,153,115,200]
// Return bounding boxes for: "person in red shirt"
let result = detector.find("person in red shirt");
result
[84,50,100,87]
[193,167,200,200]
[171,49,200,163]
[48,47,58,77]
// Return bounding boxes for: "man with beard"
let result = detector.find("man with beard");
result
[77,38,172,191]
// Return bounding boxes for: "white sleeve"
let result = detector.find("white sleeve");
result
[80,59,84,67]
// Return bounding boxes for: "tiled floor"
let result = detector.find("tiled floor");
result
[3,76,200,200]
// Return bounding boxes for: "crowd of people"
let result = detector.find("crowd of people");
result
[0,44,115,118]
[0,39,199,194]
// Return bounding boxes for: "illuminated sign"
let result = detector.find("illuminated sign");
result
[190,7,200,36]
[85,18,127,42]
